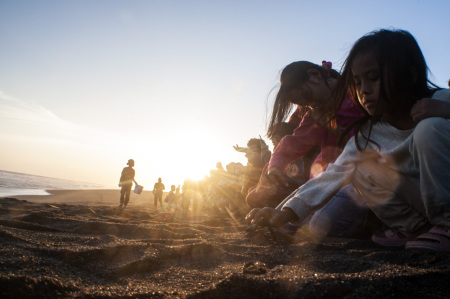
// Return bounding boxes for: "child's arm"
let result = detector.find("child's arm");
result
[259,135,358,226]
[233,144,249,153]
[411,98,450,122]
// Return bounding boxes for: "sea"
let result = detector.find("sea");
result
[0,170,116,197]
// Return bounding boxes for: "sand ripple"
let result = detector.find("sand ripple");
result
[1,197,449,298]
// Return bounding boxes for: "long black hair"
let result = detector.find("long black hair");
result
[333,29,440,151]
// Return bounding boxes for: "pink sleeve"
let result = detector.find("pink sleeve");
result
[268,112,325,171]
[336,93,365,134]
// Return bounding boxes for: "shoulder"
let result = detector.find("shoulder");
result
[432,88,450,103]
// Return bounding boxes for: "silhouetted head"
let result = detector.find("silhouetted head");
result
[158,177,162,182]
[246,138,265,153]
[127,159,135,167]
[171,185,176,191]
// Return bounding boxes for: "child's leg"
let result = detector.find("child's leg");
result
[353,158,429,232]
[410,117,450,227]
[308,185,380,238]
[124,188,131,206]
[119,188,125,206]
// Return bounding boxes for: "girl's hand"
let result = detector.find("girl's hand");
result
[411,98,450,122]
[267,167,297,187]
[245,207,298,227]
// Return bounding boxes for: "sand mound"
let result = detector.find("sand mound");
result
[1,195,449,298]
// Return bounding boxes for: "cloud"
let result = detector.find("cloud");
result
[0,90,62,125]
[0,90,121,148]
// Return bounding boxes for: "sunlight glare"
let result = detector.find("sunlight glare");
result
[130,129,240,187]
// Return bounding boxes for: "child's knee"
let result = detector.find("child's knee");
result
[412,117,450,150]
[307,211,330,237]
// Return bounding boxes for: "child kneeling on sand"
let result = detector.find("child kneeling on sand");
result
[165,185,178,211]
[247,29,450,251]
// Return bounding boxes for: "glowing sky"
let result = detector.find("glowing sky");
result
[1,0,449,187]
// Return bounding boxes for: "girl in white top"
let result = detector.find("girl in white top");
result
[247,29,450,251]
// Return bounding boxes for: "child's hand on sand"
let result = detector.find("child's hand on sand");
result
[245,207,298,227]
[411,98,450,122]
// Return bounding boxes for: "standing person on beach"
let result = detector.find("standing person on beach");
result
[118,159,138,208]
[153,178,165,208]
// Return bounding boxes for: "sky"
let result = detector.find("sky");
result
[1,0,449,188]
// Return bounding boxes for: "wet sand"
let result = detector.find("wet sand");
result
[1,190,449,298]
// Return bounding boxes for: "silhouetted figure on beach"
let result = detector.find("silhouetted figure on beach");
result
[181,179,192,213]
[118,159,138,208]
[234,138,271,196]
[165,185,178,211]
[206,162,228,212]
[153,178,165,208]
[234,138,271,171]
[176,185,181,196]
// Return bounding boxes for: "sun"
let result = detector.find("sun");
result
[166,132,224,181]
[134,131,241,187]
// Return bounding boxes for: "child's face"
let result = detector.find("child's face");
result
[290,71,331,110]
[351,51,384,116]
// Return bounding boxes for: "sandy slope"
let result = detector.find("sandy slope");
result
[1,190,449,298]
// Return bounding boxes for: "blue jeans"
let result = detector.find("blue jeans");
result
[307,185,379,238]
[276,185,380,238]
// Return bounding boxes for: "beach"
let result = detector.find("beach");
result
[1,190,449,298]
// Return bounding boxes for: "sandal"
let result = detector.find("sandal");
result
[371,229,420,247]
[405,226,450,252]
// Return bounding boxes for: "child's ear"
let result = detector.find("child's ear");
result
[306,69,322,82]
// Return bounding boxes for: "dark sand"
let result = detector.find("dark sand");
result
[1,190,449,298]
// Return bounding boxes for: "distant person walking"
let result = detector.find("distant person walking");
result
[153,178,165,208]
[118,159,138,208]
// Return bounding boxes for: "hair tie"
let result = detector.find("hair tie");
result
[322,60,332,77]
